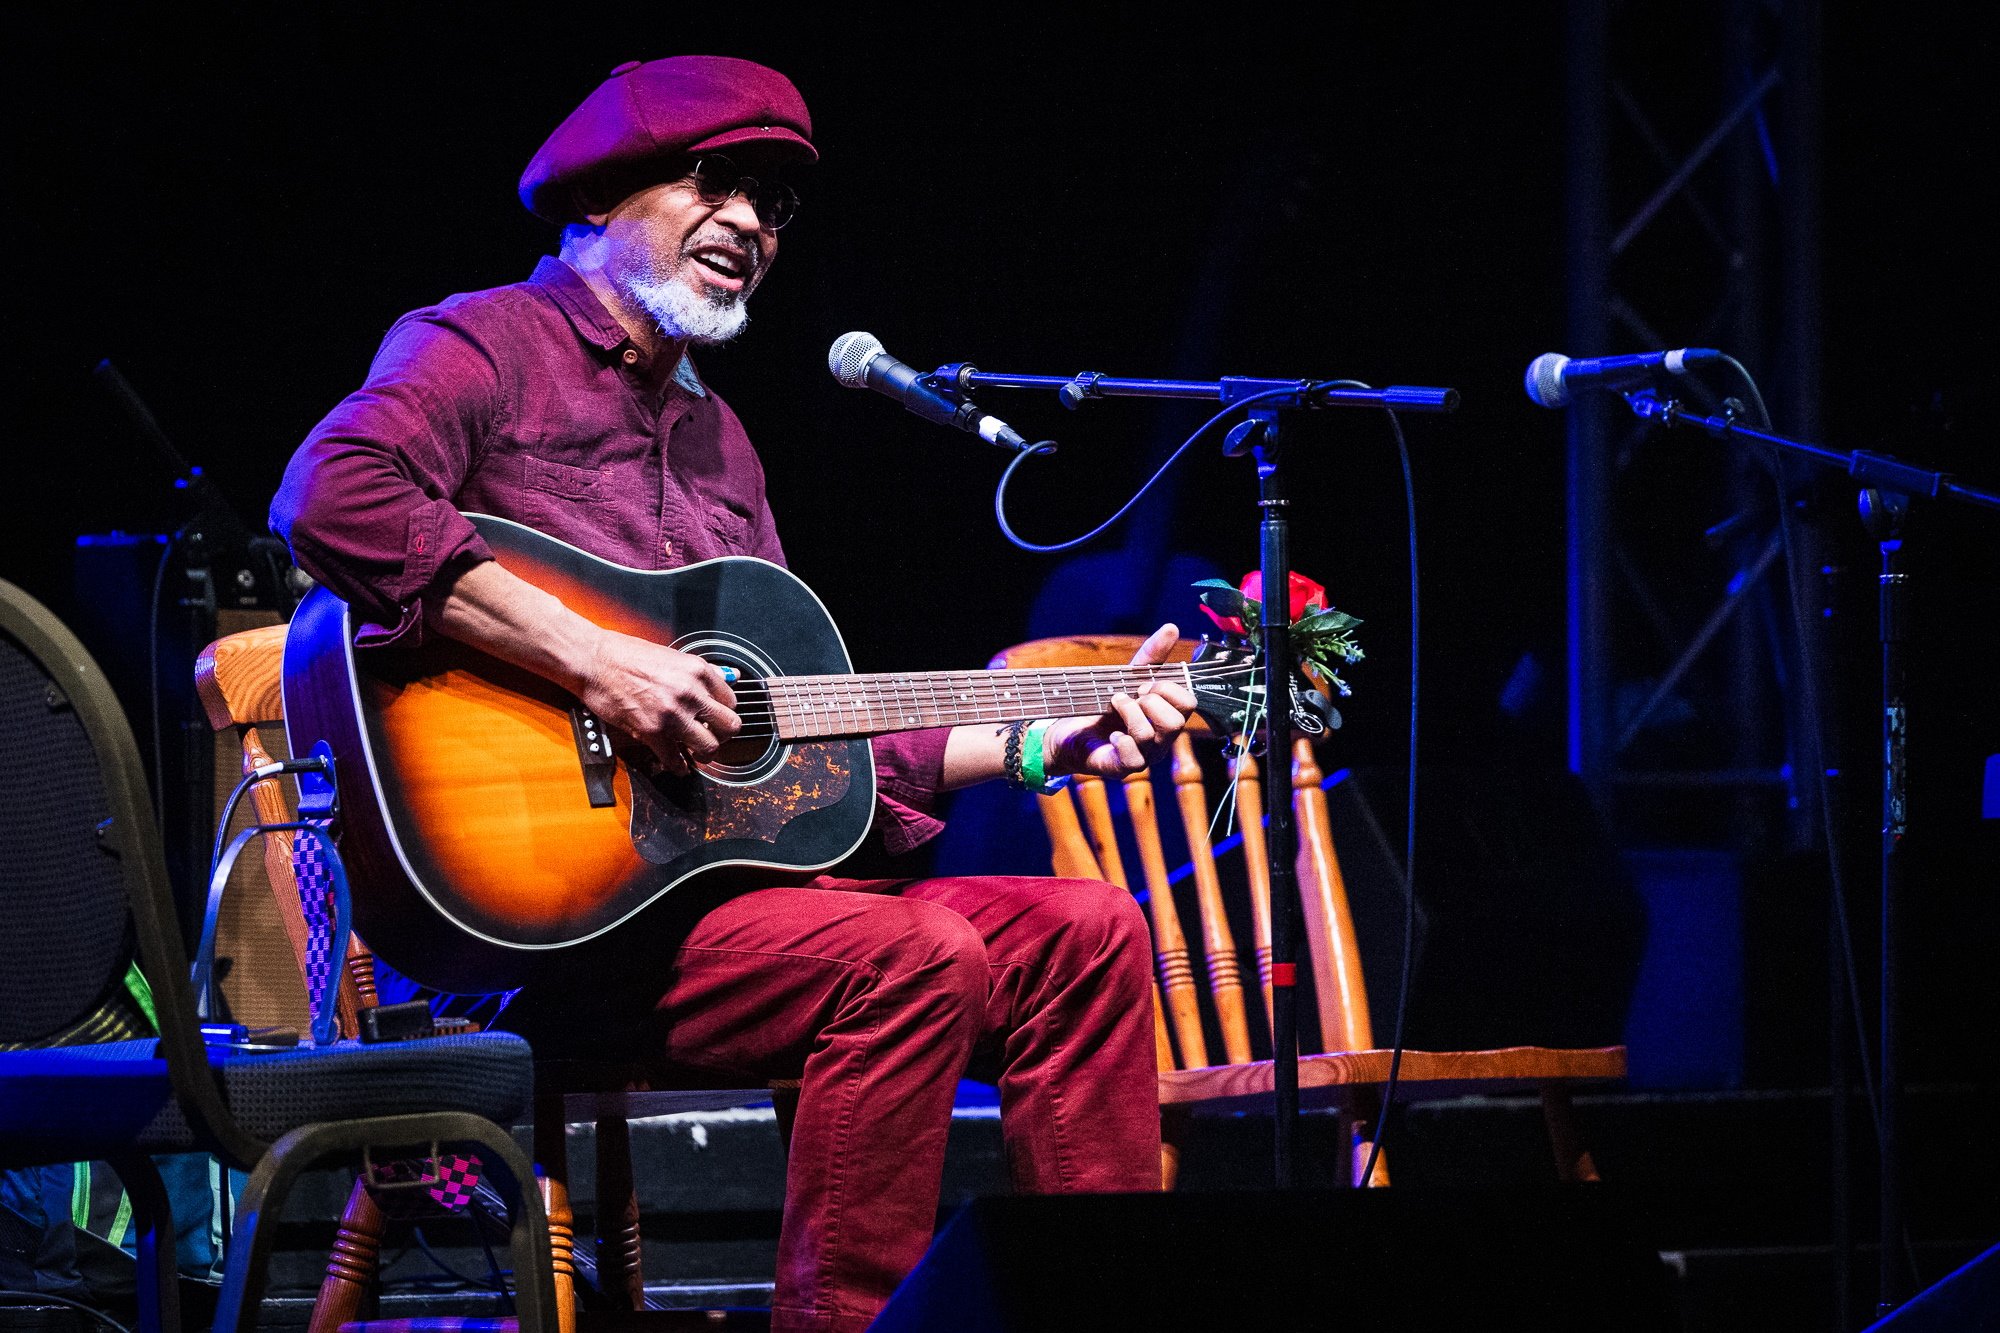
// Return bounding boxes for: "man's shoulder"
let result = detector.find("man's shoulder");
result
[393,273,560,339]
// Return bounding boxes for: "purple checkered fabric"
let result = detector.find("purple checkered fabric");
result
[366,1150,486,1219]
[290,818,339,1025]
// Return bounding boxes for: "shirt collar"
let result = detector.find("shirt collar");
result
[674,353,707,397]
[530,256,634,353]
[530,256,708,398]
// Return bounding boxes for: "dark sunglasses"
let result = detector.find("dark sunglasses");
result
[686,155,800,231]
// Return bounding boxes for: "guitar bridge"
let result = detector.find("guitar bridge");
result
[568,705,618,808]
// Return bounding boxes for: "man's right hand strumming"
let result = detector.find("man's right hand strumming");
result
[432,557,739,774]
[577,632,740,773]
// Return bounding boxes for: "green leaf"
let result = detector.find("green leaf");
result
[1291,607,1361,636]
[1296,632,1365,664]
[1194,584,1249,623]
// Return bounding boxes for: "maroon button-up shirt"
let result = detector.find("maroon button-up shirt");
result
[272,256,948,854]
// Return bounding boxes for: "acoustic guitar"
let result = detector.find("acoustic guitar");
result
[283,514,1283,992]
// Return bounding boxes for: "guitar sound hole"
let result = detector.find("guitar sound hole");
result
[712,727,777,768]
[671,634,789,785]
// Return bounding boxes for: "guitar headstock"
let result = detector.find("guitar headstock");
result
[1187,637,1341,744]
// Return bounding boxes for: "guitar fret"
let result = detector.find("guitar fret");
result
[767,662,1209,741]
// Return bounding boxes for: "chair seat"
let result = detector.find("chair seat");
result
[0,1032,532,1162]
[1158,1045,1628,1112]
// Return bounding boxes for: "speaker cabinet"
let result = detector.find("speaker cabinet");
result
[874,1188,1674,1332]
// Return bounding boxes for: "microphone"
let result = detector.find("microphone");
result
[1523,347,1722,408]
[828,332,1032,450]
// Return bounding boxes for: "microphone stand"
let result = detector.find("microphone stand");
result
[938,363,1458,1186]
[1621,390,2000,1316]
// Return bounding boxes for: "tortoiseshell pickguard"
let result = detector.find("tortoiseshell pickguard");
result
[628,741,854,861]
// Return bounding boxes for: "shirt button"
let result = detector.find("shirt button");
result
[621,348,639,366]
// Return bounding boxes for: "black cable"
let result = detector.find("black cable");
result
[1714,353,1772,438]
[209,758,331,881]
[994,388,1304,553]
[410,1224,506,1295]
[464,1198,516,1312]
[1709,362,1924,1288]
[1708,362,1882,1139]
[211,768,264,881]
[0,1289,137,1333]
[1358,407,1420,1190]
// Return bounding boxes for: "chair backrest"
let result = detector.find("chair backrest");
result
[0,589,149,1048]
[990,635,1375,1072]
[195,624,378,1038]
[0,580,261,1163]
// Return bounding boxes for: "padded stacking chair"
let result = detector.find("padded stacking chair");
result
[198,623,799,1332]
[0,580,554,1333]
[990,634,1627,1189]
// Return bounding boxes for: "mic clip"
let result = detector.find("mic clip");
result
[927,362,975,399]
[1624,389,1680,426]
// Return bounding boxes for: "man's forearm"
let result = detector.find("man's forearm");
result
[428,557,604,695]
[941,724,1013,791]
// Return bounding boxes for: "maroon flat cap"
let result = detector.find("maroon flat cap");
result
[520,55,814,224]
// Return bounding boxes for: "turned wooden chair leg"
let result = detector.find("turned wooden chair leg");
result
[1345,1117,1391,1188]
[1540,1085,1602,1183]
[1347,1092,1390,1188]
[1159,1106,1192,1191]
[593,1114,645,1311]
[535,1095,579,1333]
[307,1176,386,1333]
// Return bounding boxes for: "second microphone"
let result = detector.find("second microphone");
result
[828,332,1034,451]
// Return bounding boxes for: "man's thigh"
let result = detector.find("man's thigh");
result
[617,884,986,1077]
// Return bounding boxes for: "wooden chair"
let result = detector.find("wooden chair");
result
[197,625,799,1331]
[990,635,1627,1190]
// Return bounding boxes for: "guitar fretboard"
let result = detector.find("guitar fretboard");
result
[748,664,1198,741]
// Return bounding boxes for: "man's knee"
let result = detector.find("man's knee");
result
[875,899,990,1004]
[1039,877,1153,964]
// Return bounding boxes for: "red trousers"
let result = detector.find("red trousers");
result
[598,874,1161,1332]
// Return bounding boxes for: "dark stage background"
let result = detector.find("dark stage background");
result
[3,7,1994,1085]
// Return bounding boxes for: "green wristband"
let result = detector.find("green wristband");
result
[1019,720,1068,795]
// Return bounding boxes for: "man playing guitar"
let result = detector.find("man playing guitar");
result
[272,56,1194,1333]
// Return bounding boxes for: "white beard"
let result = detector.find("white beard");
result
[627,272,750,345]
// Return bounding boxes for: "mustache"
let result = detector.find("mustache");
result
[684,227,764,275]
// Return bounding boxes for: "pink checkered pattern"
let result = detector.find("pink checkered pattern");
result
[366,1151,486,1219]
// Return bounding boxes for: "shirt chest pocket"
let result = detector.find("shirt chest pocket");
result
[702,502,752,553]
[524,455,604,501]
[518,455,609,536]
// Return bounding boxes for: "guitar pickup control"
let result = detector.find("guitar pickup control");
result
[569,704,618,808]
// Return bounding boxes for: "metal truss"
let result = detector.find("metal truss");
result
[1566,0,1826,852]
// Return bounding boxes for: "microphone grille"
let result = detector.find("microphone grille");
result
[1524,352,1572,408]
[828,331,885,387]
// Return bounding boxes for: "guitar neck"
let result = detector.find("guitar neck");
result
[755,663,1194,741]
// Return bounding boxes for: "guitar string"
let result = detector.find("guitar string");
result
[715,661,1240,724]
[708,661,1256,740]
[718,660,1245,719]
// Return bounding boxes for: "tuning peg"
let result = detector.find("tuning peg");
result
[1290,686,1341,735]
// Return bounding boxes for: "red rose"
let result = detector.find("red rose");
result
[1198,604,1248,635]
[1240,570,1327,622]
[1197,569,1327,635]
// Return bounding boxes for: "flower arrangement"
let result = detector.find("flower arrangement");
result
[1194,569,1364,697]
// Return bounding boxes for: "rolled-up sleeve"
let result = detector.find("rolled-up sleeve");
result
[270,312,505,646]
[870,728,951,854]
